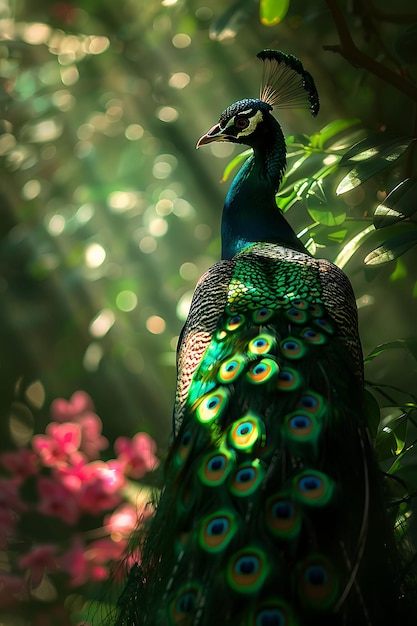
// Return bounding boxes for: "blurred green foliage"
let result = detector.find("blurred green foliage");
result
[1,0,417,620]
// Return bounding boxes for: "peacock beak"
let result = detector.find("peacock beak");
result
[196,123,229,148]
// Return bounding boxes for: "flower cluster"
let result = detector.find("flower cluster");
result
[0,391,158,624]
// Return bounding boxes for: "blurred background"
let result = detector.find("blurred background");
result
[1,0,417,623]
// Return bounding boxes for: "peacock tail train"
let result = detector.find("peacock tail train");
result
[111,51,415,626]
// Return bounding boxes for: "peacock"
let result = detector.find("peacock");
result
[113,50,415,626]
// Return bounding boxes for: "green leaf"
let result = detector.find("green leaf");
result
[339,133,411,166]
[364,339,417,365]
[364,228,417,265]
[375,409,409,461]
[306,181,346,226]
[286,134,312,148]
[375,425,398,461]
[333,224,375,268]
[314,118,361,151]
[221,149,251,182]
[284,153,309,179]
[260,0,289,25]
[326,129,366,153]
[336,134,411,195]
[388,428,417,488]
[277,188,300,212]
[374,177,417,229]
[282,152,334,188]
[307,206,346,226]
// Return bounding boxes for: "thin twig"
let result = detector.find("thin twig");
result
[323,0,417,103]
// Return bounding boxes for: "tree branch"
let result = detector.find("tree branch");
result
[323,0,417,103]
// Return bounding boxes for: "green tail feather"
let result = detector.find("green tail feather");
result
[111,243,414,625]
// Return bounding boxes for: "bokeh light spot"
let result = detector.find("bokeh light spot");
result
[173,198,194,219]
[146,315,166,334]
[61,65,79,86]
[25,380,45,409]
[9,402,34,446]
[77,123,94,140]
[157,107,179,123]
[125,124,144,140]
[108,191,137,213]
[149,217,168,237]
[88,36,110,55]
[106,100,124,120]
[169,72,191,89]
[89,309,115,337]
[139,236,157,254]
[47,214,66,236]
[22,179,41,200]
[83,342,104,372]
[172,33,191,48]
[179,262,198,280]
[85,243,106,268]
[59,50,76,65]
[22,23,51,45]
[75,140,94,158]
[51,89,75,111]
[0,133,16,155]
[116,290,138,312]
[153,154,177,180]
[152,161,172,179]
[76,203,95,223]
[155,199,173,216]
[176,291,194,321]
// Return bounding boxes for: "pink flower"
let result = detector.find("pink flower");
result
[32,422,81,466]
[115,433,159,478]
[0,448,38,480]
[48,391,108,460]
[50,390,94,423]
[60,538,93,587]
[53,457,90,494]
[48,422,81,454]
[0,572,26,608]
[78,412,108,460]
[87,537,126,563]
[37,476,80,524]
[60,537,124,587]
[18,545,57,587]
[79,460,125,514]
[104,503,138,539]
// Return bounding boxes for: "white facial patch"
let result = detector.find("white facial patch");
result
[224,109,264,138]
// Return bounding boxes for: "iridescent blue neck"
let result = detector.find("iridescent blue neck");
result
[221,122,305,260]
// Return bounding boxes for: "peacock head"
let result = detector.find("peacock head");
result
[197,50,319,151]
[197,98,276,149]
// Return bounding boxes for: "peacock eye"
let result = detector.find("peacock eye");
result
[234,115,250,129]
